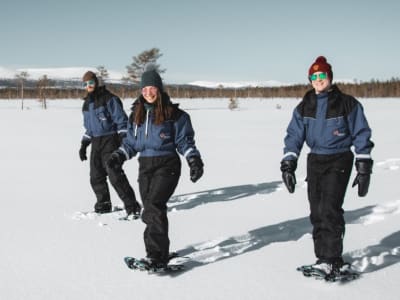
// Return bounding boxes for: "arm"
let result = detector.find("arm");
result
[107,96,128,136]
[174,112,201,159]
[282,108,306,161]
[82,110,93,142]
[281,108,305,193]
[347,102,374,159]
[79,110,92,161]
[347,102,374,196]
[107,121,138,170]
[174,112,203,182]
[118,120,138,160]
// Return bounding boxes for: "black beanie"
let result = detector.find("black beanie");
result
[140,69,163,91]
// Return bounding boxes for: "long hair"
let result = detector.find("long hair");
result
[134,92,175,125]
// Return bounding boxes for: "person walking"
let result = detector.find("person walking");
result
[107,67,204,270]
[79,71,141,218]
[280,56,374,279]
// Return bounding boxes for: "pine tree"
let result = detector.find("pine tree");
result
[15,71,29,110]
[126,48,166,83]
[96,65,109,85]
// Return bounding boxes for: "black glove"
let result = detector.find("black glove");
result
[352,159,373,197]
[280,160,297,193]
[106,151,126,170]
[188,156,204,183]
[79,140,91,161]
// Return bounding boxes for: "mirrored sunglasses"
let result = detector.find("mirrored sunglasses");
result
[310,72,328,81]
[83,80,96,87]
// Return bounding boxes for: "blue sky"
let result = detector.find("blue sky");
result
[1,0,399,84]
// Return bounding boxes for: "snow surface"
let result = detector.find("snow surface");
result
[1,97,399,300]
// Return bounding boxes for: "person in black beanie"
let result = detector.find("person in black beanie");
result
[79,71,141,218]
[107,65,204,270]
[281,56,374,279]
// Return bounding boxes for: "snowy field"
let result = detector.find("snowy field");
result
[1,97,400,300]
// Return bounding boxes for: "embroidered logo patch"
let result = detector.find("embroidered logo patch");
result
[313,65,320,71]
[333,129,345,137]
[159,132,171,139]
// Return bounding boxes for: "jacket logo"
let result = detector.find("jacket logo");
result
[333,129,345,137]
[160,132,171,139]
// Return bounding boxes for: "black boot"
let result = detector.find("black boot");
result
[126,202,142,220]
[94,201,112,214]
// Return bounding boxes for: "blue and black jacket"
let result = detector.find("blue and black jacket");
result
[119,94,201,160]
[283,85,374,161]
[81,86,128,142]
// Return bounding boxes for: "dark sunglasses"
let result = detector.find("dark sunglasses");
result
[310,72,328,81]
[83,80,96,87]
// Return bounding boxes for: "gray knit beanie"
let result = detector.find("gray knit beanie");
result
[140,64,163,91]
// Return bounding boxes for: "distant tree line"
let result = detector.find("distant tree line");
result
[1,78,400,100]
[1,48,399,101]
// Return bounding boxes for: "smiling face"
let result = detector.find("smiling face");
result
[310,72,331,94]
[142,86,159,103]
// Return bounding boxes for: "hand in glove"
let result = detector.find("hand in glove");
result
[106,151,126,170]
[79,140,91,161]
[352,159,373,197]
[280,160,297,193]
[188,156,204,183]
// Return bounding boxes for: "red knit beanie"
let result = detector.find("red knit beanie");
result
[308,56,333,81]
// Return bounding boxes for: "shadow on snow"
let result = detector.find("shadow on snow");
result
[344,230,400,274]
[168,202,378,277]
[168,181,282,211]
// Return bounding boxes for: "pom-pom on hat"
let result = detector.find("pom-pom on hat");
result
[140,63,163,92]
[308,56,333,81]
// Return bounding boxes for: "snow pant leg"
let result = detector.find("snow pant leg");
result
[307,152,353,261]
[138,155,181,263]
[90,145,111,207]
[106,156,138,211]
[89,134,121,209]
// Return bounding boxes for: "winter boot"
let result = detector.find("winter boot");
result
[310,260,333,277]
[94,201,112,214]
[125,202,142,220]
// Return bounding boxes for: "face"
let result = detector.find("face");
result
[310,72,331,94]
[142,86,158,103]
[83,79,96,93]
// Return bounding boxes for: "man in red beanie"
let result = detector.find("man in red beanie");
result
[280,56,374,281]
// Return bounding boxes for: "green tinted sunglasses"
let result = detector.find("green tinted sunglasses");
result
[310,72,328,81]
[83,80,96,87]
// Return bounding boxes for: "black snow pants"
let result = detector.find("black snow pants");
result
[90,134,137,211]
[138,154,181,263]
[306,151,354,263]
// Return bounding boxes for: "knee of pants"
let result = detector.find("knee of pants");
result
[90,175,107,186]
[142,205,167,224]
[107,168,123,184]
